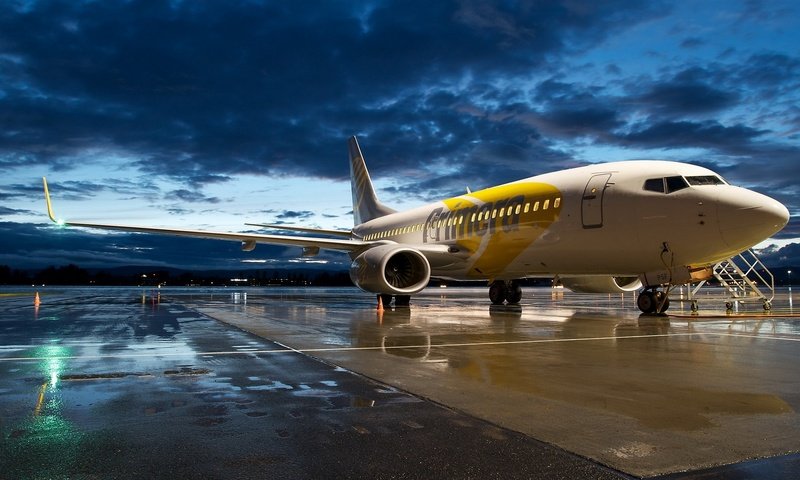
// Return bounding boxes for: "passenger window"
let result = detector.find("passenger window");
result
[492,210,497,219]
[515,205,521,215]
[533,202,539,212]
[644,178,665,193]
[665,176,689,193]
[554,198,561,208]
[543,199,550,210]
[524,203,530,213]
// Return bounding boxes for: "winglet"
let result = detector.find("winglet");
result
[42,177,60,224]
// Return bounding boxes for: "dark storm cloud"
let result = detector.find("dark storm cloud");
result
[1,0,798,272]
[0,206,35,216]
[635,80,738,116]
[680,37,705,49]
[0,0,668,191]
[758,242,800,268]
[165,189,221,204]
[277,210,314,220]
[617,120,767,150]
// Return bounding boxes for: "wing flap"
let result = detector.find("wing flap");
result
[245,223,352,238]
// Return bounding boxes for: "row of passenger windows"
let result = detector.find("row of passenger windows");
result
[363,197,561,241]
[643,175,725,194]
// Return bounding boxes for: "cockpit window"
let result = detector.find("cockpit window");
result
[665,176,689,193]
[685,175,725,186]
[643,178,665,193]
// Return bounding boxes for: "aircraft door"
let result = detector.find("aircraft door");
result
[581,173,612,228]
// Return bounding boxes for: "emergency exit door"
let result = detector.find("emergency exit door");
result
[582,173,612,228]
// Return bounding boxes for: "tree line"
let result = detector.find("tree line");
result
[0,264,353,287]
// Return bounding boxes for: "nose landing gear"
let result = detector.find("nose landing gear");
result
[637,288,670,314]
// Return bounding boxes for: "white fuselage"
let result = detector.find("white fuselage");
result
[352,161,789,282]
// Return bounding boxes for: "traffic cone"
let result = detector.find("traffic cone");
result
[34,292,41,307]
[377,295,384,312]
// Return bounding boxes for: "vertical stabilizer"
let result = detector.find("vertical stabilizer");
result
[348,136,395,225]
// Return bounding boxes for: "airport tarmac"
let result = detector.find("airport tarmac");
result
[1,286,799,479]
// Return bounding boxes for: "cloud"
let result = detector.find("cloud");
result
[757,242,800,268]
[0,0,798,270]
[634,78,738,116]
[0,1,668,187]
[680,37,704,49]
[616,120,767,150]
[277,210,315,220]
[0,206,36,217]
[165,189,222,204]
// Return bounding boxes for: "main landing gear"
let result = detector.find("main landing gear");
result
[636,288,670,314]
[489,280,522,305]
[379,294,411,308]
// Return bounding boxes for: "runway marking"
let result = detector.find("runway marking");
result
[0,331,797,363]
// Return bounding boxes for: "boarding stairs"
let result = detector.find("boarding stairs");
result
[687,249,775,311]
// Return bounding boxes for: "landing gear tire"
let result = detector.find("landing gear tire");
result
[379,293,393,307]
[507,281,523,305]
[637,289,670,314]
[637,291,657,314]
[489,280,523,305]
[395,295,411,307]
[489,281,508,305]
[690,301,698,313]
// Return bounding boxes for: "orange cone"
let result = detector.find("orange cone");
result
[34,292,41,307]
[377,295,384,312]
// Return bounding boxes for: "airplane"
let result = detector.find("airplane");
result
[43,136,790,314]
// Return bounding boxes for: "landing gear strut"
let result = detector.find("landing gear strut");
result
[637,288,670,314]
[489,280,522,305]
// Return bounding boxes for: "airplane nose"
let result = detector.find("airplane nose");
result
[717,187,790,250]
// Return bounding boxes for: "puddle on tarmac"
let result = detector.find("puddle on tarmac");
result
[325,395,376,409]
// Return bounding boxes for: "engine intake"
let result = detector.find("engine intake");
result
[350,245,431,294]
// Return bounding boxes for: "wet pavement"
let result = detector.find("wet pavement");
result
[1,286,799,479]
[1,287,624,479]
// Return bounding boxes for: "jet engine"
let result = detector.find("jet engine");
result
[559,276,642,293]
[350,245,431,295]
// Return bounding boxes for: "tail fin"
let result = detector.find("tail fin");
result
[348,136,395,225]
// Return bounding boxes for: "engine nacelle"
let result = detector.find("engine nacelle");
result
[350,245,431,295]
[559,275,642,294]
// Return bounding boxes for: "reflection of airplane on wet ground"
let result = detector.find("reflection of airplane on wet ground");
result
[44,137,789,313]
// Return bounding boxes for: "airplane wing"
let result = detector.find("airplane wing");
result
[244,223,353,238]
[43,178,367,254]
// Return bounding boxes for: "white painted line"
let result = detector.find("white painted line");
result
[1,330,798,363]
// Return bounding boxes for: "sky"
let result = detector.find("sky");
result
[1,0,799,272]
